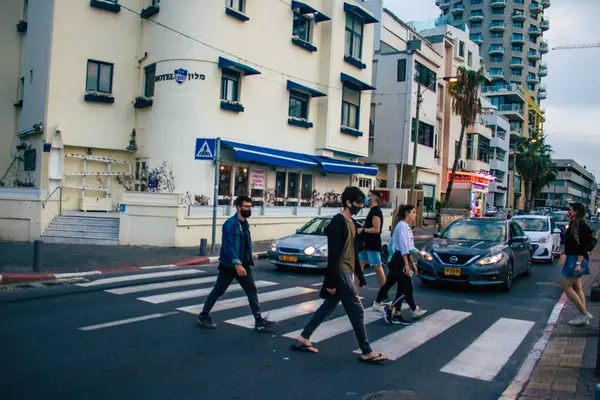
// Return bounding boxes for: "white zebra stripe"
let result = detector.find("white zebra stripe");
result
[77,269,203,287]
[225,299,324,329]
[138,281,277,304]
[105,276,218,295]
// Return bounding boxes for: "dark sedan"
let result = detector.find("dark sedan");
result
[550,211,569,241]
[417,218,532,291]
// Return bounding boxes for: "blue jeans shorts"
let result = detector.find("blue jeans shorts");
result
[359,250,383,267]
[561,255,591,279]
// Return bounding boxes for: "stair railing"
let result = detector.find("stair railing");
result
[42,186,63,216]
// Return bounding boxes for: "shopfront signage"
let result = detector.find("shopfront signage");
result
[448,171,494,186]
[251,169,265,190]
[156,69,206,84]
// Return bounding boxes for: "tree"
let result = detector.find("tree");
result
[443,66,486,206]
[515,136,557,209]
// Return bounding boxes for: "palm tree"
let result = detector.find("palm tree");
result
[443,66,486,206]
[515,136,557,209]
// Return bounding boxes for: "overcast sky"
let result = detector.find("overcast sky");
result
[384,0,600,180]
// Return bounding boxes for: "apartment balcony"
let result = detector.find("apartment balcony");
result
[539,61,548,77]
[498,104,525,122]
[436,0,451,10]
[542,0,551,8]
[529,25,542,37]
[510,122,523,136]
[490,0,506,8]
[541,17,550,31]
[528,50,541,60]
[530,2,543,13]
[538,89,548,100]
[451,4,465,15]
[511,34,526,44]
[489,45,505,55]
[468,11,485,21]
[512,11,526,21]
[481,83,527,103]
[540,40,549,54]
[510,59,525,69]
[527,75,539,84]
[489,21,506,32]
[490,158,508,172]
[490,71,505,80]
[470,34,484,44]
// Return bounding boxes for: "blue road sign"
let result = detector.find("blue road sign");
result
[194,138,216,160]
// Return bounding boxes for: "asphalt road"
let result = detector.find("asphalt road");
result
[0,238,567,400]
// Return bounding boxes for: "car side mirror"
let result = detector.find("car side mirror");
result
[553,228,561,234]
[433,232,440,238]
[511,236,525,243]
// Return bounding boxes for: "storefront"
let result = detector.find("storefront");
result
[447,171,496,217]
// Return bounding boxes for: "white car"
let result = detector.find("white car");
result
[512,215,562,263]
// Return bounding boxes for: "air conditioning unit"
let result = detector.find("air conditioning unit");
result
[458,160,470,171]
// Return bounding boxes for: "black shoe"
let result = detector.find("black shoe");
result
[255,316,276,331]
[391,315,412,326]
[197,314,217,329]
[383,307,394,325]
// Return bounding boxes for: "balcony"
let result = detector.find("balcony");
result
[539,61,548,77]
[540,40,549,54]
[510,122,523,136]
[490,70,505,80]
[468,11,485,21]
[451,4,465,15]
[490,0,506,7]
[436,0,451,10]
[538,89,547,100]
[541,17,550,31]
[542,0,551,8]
[488,45,505,55]
[511,34,526,44]
[528,50,541,60]
[489,21,506,32]
[470,34,484,44]
[510,59,525,69]
[527,75,539,84]
[530,2,543,13]
[498,104,525,121]
[481,83,527,103]
[529,25,542,37]
[512,11,526,21]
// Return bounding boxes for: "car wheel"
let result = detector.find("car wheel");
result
[502,263,514,292]
[524,255,532,276]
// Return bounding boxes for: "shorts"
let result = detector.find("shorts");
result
[561,255,591,279]
[359,250,382,267]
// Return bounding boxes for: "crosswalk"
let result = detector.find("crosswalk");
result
[77,269,537,383]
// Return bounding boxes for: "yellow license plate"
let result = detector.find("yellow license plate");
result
[444,267,461,276]
[280,256,298,263]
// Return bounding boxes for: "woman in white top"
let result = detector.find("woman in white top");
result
[375,204,427,325]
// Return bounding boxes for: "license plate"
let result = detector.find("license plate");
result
[444,267,461,277]
[280,255,298,263]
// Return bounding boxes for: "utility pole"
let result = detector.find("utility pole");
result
[211,137,221,254]
[410,80,422,206]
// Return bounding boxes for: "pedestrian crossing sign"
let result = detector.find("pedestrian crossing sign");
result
[194,138,216,160]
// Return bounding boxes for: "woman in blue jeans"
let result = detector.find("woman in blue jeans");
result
[562,202,594,326]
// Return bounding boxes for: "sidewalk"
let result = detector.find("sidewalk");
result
[517,245,600,399]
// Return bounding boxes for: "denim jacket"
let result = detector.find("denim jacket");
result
[219,214,253,268]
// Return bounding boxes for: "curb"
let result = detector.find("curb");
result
[0,251,268,285]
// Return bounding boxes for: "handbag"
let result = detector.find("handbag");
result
[588,236,598,252]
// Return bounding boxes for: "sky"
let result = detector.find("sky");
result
[384,0,600,180]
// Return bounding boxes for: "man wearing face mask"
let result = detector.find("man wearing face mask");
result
[197,195,276,331]
[291,187,388,364]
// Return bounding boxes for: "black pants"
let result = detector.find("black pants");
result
[200,264,260,318]
[301,272,373,355]
[375,252,416,311]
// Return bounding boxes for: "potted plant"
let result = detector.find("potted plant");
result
[134,96,153,109]
[84,90,115,104]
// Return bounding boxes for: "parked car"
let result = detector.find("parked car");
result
[550,211,569,241]
[267,216,365,270]
[417,218,532,291]
[485,211,509,220]
[512,215,561,263]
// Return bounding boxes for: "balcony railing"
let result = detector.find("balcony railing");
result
[490,0,506,8]
[512,10,526,21]
[489,45,505,54]
[529,25,542,36]
[540,40,549,53]
[468,11,485,21]
[510,123,522,134]
[530,2,543,13]
[451,3,465,13]
[541,17,550,31]
[498,104,524,115]
[489,21,506,31]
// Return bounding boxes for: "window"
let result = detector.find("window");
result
[458,41,465,58]
[467,134,475,159]
[411,119,434,148]
[144,64,155,97]
[341,84,360,129]
[218,165,232,204]
[345,12,364,60]
[414,61,437,92]
[471,0,482,3]
[358,178,372,188]
[528,83,536,91]
[225,0,243,12]
[491,32,504,39]
[17,76,24,104]
[529,60,536,67]
[490,55,503,62]
[515,0,524,4]
[512,56,523,64]
[288,91,309,119]
[513,21,524,28]
[152,0,160,5]
[491,8,504,14]
[275,171,286,199]
[292,11,311,43]
[513,33,524,41]
[528,72,537,80]
[511,68,522,76]
[467,51,473,67]
[287,172,299,201]
[86,60,113,93]
[490,68,503,75]
[478,135,490,163]
[455,140,461,159]
[221,69,240,101]
[397,59,406,81]
[24,149,36,171]
[512,44,523,52]
[470,21,482,29]
[301,175,313,201]
[530,36,537,44]
[234,167,249,197]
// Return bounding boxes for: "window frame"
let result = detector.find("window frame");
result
[411,118,435,148]
[85,59,114,94]
[341,83,361,130]
[292,11,312,43]
[414,61,437,93]
[144,64,156,97]
[220,68,241,102]
[345,12,364,61]
[225,0,244,12]
[397,59,407,82]
[288,90,310,120]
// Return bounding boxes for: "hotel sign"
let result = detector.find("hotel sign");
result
[156,68,206,84]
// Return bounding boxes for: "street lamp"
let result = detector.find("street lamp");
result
[410,75,458,206]
[506,136,537,212]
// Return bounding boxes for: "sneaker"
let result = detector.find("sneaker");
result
[391,315,412,326]
[568,315,587,326]
[372,301,383,312]
[255,316,277,331]
[383,307,394,325]
[380,298,392,306]
[197,314,217,329]
[582,312,593,324]
[412,307,428,319]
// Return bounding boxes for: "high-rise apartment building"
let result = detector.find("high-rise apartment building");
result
[436,0,550,104]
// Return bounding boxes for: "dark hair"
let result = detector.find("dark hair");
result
[391,204,415,228]
[341,186,365,208]
[235,196,252,207]
[569,202,586,243]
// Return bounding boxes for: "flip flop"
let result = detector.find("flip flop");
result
[359,353,388,364]
[290,343,319,353]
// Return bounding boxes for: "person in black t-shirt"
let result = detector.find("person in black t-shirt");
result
[357,191,386,290]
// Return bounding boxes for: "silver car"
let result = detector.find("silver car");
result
[268,216,365,269]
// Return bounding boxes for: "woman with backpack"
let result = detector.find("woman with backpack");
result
[562,202,596,326]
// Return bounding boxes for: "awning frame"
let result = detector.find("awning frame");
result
[218,57,261,76]
[291,1,331,22]
[340,73,376,91]
[287,80,327,98]
[343,2,378,24]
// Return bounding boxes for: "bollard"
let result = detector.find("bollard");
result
[199,238,207,257]
[33,240,43,272]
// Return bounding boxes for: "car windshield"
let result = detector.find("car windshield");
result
[297,218,331,235]
[514,218,549,232]
[442,220,506,242]
[551,212,569,222]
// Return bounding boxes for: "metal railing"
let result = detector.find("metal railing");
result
[498,104,524,115]
[41,186,63,216]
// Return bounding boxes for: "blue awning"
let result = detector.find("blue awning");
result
[343,2,378,24]
[218,57,261,76]
[308,156,378,176]
[221,140,319,169]
[340,73,376,91]
[291,1,331,22]
[287,80,327,98]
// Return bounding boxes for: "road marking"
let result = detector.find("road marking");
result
[54,271,103,279]
[79,312,179,331]
[177,287,317,315]
[138,281,277,304]
[105,276,219,295]
[76,269,203,287]
[310,282,322,287]
[354,309,471,360]
[139,264,175,270]
[441,317,535,381]
[226,299,324,329]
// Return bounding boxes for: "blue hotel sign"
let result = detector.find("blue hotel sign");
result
[155,69,206,84]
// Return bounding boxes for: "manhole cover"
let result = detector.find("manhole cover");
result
[364,391,438,400]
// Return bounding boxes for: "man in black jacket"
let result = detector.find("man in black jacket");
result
[290,187,388,363]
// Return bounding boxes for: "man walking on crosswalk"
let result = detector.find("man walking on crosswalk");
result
[197,196,276,331]
[291,187,388,363]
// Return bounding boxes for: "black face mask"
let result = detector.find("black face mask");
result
[349,205,362,216]
[240,210,252,219]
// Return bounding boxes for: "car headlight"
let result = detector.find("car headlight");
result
[539,236,550,243]
[419,249,433,261]
[476,253,504,266]
[304,246,316,256]
[270,242,277,252]
[315,244,328,257]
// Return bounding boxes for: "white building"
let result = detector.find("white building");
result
[0,0,380,243]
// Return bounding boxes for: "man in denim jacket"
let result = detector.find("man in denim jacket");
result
[197,196,275,331]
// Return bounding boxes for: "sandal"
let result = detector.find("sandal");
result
[290,343,319,353]
[359,353,388,364]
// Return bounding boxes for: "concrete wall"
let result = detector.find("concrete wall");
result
[0,188,45,241]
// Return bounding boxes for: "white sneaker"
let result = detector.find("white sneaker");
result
[583,312,593,324]
[412,307,428,319]
[568,314,588,326]
[372,301,383,312]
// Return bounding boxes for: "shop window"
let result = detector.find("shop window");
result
[301,174,313,204]
[234,167,249,197]
[218,165,232,205]
[341,84,360,129]
[287,172,299,206]
[250,168,265,200]
[221,69,240,102]
[275,171,287,205]
[144,64,156,97]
